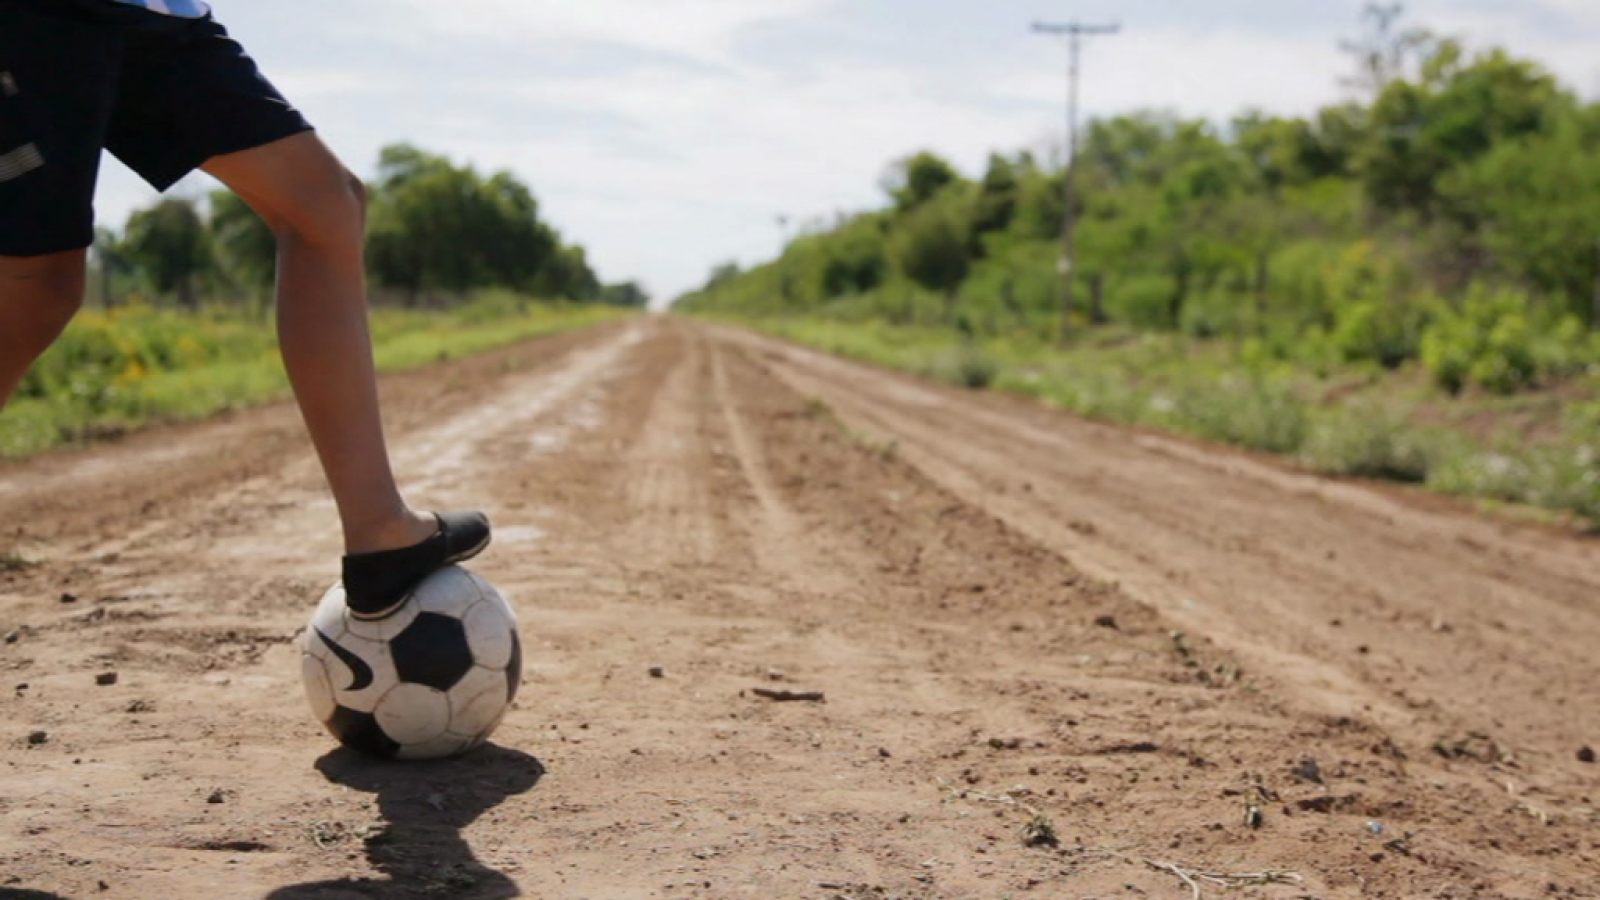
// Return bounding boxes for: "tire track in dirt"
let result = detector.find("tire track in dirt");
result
[739,329,1600,772]
[714,323,1599,896]
[621,328,723,567]
[489,323,1271,898]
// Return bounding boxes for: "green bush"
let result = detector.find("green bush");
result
[1420,286,1547,394]
[1331,296,1426,369]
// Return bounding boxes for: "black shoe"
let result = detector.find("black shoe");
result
[341,511,491,620]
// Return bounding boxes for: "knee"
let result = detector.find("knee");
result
[263,168,367,250]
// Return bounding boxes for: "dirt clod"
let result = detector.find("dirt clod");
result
[1579,746,1596,764]
[96,672,118,686]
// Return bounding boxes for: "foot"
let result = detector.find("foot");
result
[341,511,492,619]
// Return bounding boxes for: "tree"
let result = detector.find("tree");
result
[209,190,277,291]
[90,227,132,308]
[820,215,888,297]
[123,197,212,309]
[892,200,970,320]
[882,151,962,214]
[1339,2,1434,101]
[1233,113,1322,193]
[532,244,601,302]
[600,282,650,308]
[366,144,567,303]
[971,153,1020,237]
[1443,119,1600,324]
[1361,43,1569,217]
[706,262,743,290]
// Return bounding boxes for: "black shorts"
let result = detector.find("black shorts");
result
[0,0,313,256]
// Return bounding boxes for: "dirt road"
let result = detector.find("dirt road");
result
[1,318,1596,899]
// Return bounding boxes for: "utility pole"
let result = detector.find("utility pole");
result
[1032,20,1119,341]
[1593,236,1600,331]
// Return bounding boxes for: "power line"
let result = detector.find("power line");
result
[1031,20,1120,339]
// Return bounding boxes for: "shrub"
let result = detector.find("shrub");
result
[1420,286,1545,394]
[1304,404,1433,483]
[921,346,998,390]
[1331,296,1426,369]
[1165,375,1310,454]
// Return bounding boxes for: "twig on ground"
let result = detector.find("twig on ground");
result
[750,687,826,703]
[1144,859,1202,900]
[1142,858,1303,899]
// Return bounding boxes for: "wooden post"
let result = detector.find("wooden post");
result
[1593,238,1600,331]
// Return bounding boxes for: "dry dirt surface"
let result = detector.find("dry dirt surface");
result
[2,317,1598,900]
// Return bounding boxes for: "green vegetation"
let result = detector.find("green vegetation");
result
[740,317,1600,524]
[1,295,622,458]
[678,4,1600,527]
[93,143,648,311]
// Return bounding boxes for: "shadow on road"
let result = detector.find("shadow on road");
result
[265,743,545,900]
[0,890,71,899]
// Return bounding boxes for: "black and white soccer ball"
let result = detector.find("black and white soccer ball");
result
[300,566,522,760]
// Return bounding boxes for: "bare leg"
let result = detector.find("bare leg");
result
[202,131,433,554]
[0,250,86,410]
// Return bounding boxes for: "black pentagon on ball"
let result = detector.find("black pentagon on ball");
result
[506,629,522,702]
[391,612,475,691]
[326,706,400,758]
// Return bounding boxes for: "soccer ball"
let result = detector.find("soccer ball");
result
[300,566,522,760]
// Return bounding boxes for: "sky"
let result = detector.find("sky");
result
[94,0,1600,304]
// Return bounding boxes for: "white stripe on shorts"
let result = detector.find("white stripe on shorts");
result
[0,143,46,184]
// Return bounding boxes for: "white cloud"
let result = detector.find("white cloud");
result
[90,0,1600,304]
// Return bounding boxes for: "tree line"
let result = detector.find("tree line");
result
[96,143,650,310]
[678,4,1600,393]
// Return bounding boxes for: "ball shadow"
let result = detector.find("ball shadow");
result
[265,743,545,900]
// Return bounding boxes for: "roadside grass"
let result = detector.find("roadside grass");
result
[726,315,1600,528]
[1,293,625,458]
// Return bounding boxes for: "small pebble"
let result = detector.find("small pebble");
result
[1579,746,1596,764]
[648,666,664,678]
[27,730,48,745]
[95,672,118,687]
